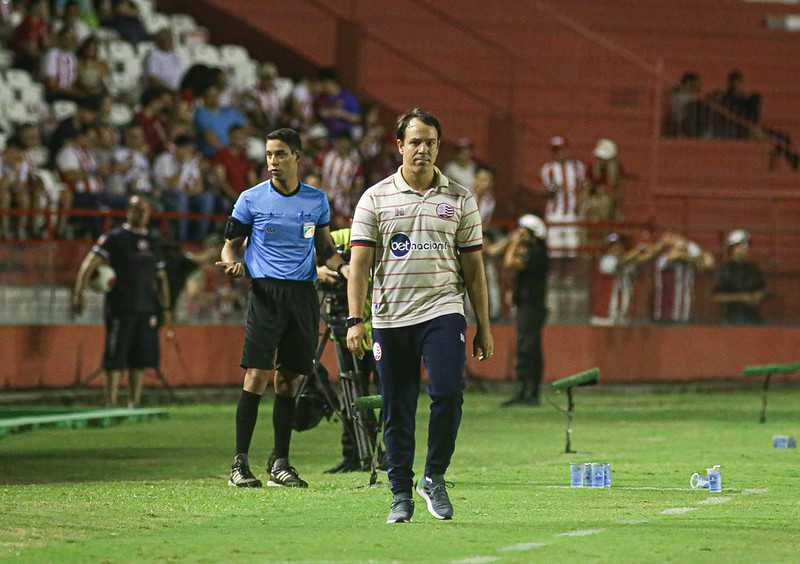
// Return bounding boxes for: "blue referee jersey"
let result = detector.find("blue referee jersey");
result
[232,179,331,281]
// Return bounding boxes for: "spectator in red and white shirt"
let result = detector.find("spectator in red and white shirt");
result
[153,135,214,241]
[317,131,363,228]
[41,26,80,103]
[540,135,587,256]
[238,62,287,137]
[0,136,36,239]
[56,124,104,237]
[212,124,258,209]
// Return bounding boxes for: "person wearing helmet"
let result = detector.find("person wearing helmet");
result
[502,214,548,406]
[712,229,766,324]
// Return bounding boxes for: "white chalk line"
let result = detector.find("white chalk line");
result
[453,488,767,563]
[556,528,606,537]
[661,507,697,515]
[499,542,548,552]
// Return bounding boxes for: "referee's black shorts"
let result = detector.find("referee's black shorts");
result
[241,277,319,374]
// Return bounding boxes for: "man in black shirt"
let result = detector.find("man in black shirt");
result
[502,214,549,406]
[72,195,171,407]
[712,229,766,324]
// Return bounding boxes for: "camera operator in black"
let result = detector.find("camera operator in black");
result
[318,226,380,473]
[72,195,171,408]
[502,214,549,407]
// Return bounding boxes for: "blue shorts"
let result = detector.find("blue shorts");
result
[372,313,467,396]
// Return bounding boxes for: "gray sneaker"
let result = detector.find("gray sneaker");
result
[415,474,453,519]
[386,493,414,523]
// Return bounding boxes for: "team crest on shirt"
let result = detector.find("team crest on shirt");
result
[373,341,382,361]
[395,208,405,216]
[137,239,149,251]
[435,203,454,220]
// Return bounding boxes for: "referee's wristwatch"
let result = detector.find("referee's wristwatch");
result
[346,316,363,328]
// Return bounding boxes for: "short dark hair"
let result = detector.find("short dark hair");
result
[266,128,302,153]
[140,86,168,108]
[316,67,339,81]
[174,134,194,147]
[475,164,494,176]
[228,124,245,136]
[4,136,25,151]
[395,108,441,142]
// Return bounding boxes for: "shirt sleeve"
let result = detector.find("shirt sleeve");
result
[231,191,252,225]
[350,189,377,246]
[317,191,331,227]
[456,192,483,251]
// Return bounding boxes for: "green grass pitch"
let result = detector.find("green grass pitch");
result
[1,388,799,563]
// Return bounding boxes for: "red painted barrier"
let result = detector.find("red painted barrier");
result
[2,324,798,389]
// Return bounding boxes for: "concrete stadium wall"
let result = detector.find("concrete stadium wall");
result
[1,325,797,389]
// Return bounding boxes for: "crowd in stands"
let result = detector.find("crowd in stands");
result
[0,0,409,241]
[662,69,799,171]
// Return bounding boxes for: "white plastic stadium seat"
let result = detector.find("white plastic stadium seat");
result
[108,102,133,126]
[170,13,197,35]
[136,41,155,64]
[20,83,47,120]
[230,60,257,90]
[189,43,220,66]
[107,40,137,63]
[219,44,249,67]
[0,48,13,71]
[4,68,34,90]
[274,77,293,102]
[143,12,170,35]
[2,99,34,126]
[51,99,78,121]
[93,27,121,42]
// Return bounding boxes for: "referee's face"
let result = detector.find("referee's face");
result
[266,139,300,188]
[398,118,439,176]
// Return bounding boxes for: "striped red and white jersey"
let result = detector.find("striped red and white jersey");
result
[350,167,482,329]
[42,47,77,89]
[55,144,102,193]
[318,149,363,217]
[652,254,695,322]
[541,158,586,220]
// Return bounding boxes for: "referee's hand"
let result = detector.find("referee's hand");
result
[215,261,244,279]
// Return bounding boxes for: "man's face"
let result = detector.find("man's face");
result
[125,126,145,148]
[78,129,98,149]
[19,126,41,148]
[397,118,439,176]
[731,243,750,261]
[265,139,299,183]
[473,169,493,195]
[2,147,25,166]
[229,128,247,149]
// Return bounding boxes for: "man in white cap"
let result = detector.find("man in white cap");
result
[712,229,766,324]
[502,214,548,406]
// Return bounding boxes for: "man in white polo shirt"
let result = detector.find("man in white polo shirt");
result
[346,109,494,523]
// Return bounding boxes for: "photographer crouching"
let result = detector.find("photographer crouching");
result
[317,227,382,473]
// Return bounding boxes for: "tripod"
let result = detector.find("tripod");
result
[318,301,382,483]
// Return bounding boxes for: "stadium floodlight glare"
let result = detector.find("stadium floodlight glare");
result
[551,367,600,453]
[742,362,800,423]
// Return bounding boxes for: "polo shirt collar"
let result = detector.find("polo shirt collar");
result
[393,166,449,194]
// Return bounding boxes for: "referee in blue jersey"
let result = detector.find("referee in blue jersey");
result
[218,128,347,488]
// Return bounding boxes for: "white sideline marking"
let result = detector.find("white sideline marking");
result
[499,542,548,552]
[617,519,648,525]
[661,507,697,515]
[741,488,768,495]
[698,496,732,505]
[452,558,499,564]
[556,528,605,537]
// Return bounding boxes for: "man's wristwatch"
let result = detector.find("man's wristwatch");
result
[337,262,347,276]
[346,316,363,328]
